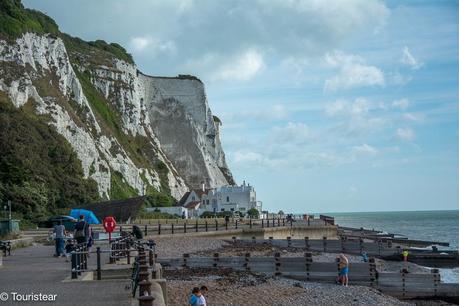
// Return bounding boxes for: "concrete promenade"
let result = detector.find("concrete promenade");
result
[0,243,131,306]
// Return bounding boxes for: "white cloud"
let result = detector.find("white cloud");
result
[270,122,312,144]
[401,46,423,70]
[353,144,379,155]
[129,36,176,55]
[325,98,370,117]
[402,113,424,122]
[206,49,264,82]
[395,127,415,141]
[392,98,410,110]
[324,51,385,91]
[238,104,289,121]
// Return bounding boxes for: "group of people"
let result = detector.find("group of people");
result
[52,215,93,260]
[188,286,208,306]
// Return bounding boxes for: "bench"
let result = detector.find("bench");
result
[0,240,11,256]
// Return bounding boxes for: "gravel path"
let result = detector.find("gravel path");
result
[154,237,228,257]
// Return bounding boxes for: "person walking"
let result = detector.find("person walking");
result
[188,287,203,306]
[402,249,409,262]
[199,286,208,306]
[53,221,66,257]
[74,215,89,245]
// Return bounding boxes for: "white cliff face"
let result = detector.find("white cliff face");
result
[0,33,164,198]
[0,32,233,201]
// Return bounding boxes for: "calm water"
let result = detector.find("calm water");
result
[322,210,459,283]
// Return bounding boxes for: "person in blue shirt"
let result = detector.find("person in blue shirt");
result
[188,287,203,306]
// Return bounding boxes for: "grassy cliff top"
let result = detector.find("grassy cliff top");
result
[0,0,134,64]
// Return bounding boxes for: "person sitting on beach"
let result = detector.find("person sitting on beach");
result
[338,254,349,287]
[199,285,208,306]
[188,287,203,306]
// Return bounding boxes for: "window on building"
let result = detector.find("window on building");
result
[226,196,229,202]
[221,208,225,212]
[230,208,234,212]
[240,207,246,211]
[206,199,209,205]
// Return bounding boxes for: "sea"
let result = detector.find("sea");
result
[323,210,459,283]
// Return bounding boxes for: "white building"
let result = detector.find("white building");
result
[178,181,262,217]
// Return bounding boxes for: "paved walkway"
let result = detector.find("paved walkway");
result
[0,243,131,306]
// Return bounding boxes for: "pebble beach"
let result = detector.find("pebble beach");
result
[154,236,436,306]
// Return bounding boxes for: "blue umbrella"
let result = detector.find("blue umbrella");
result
[70,209,100,224]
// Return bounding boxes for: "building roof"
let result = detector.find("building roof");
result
[78,196,146,223]
[193,188,212,197]
[184,201,201,209]
[177,191,191,206]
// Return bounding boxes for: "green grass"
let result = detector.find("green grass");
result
[109,171,138,200]
[0,0,59,39]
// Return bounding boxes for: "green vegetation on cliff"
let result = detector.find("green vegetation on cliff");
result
[0,93,100,221]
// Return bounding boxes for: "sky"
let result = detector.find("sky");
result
[24,0,459,213]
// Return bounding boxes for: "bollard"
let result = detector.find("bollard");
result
[96,247,101,280]
[144,225,148,236]
[71,252,78,279]
[139,279,152,297]
[138,295,154,306]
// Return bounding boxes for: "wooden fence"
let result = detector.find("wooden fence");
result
[157,253,459,300]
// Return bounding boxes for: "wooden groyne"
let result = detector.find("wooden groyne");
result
[157,253,459,302]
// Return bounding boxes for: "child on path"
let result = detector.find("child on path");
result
[188,287,203,306]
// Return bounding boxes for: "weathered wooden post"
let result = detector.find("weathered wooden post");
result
[359,238,364,254]
[235,220,238,229]
[250,218,253,229]
[252,236,256,244]
[269,236,273,245]
[205,221,208,232]
[232,236,236,244]
[158,223,161,235]
[225,219,228,230]
[262,219,264,228]
[213,253,219,268]
[287,236,292,248]
[183,253,189,268]
[245,252,251,271]
[304,237,309,251]
[305,252,312,281]
[215,219,218,231]
[369,257,376,287]
[274,252,281,276]
[195,220,199,232]
[144,225,148,236]
[171,223,174,234]
[323,236,327,252]
[432,268,440,297]
[341,236,345,252]
[184,222,187,233]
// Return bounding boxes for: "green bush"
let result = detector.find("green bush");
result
[247,208,260,219]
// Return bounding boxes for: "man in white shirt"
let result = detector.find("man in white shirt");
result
[199,286,208,306]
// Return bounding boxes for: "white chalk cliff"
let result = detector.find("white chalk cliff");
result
[0,32,234,201]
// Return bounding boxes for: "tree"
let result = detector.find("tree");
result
[247,208,260,219]
[278,210,285,216]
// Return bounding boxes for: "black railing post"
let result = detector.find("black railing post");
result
[77,246,81,275]
[267,218,270,228]
[283,218,285,226]
[215,220,218,231]
[171,224,174,234]
[235,220,238,229]
[262,219,264,228]
[205,221,208,232]
[144,225,148,236]
[71,251,77,279]
[184,222,187,233]
[96,247,101,280]
[278,218,280,227]
[195,220,198,232]
[225,219,228,230]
